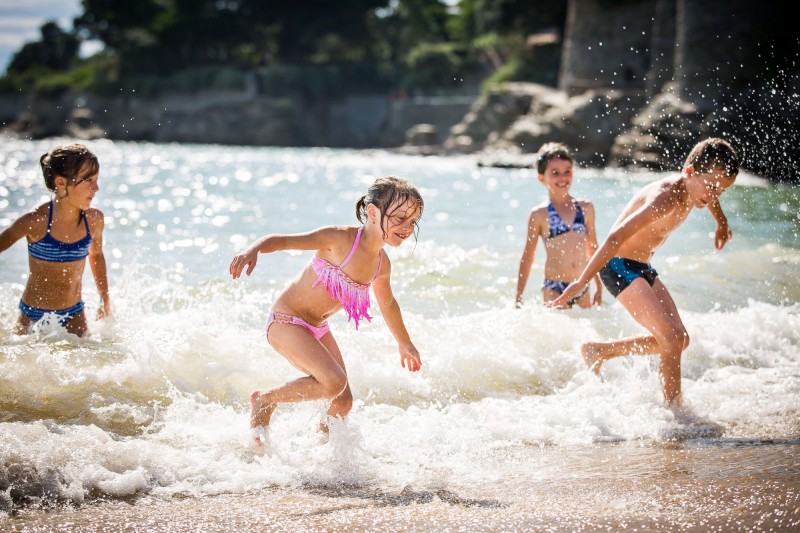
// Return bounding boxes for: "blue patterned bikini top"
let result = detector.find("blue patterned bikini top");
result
[28,200,91,262]
[547,201,586,239]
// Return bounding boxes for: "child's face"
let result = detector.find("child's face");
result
[691,166,735,209]
[381,198,421,247]
[538,157,574,194]
[64,162,100,210]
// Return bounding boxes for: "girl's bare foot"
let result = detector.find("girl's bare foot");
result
[249,390,276,445]
[581,343,603,375]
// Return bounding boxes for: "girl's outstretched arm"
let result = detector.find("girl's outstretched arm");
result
[87,210,111,319]
[371,254,421,372]
[229,226,339,279]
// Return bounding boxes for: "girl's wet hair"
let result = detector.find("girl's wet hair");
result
[685,137,739,178]
[40,144,99,192]
[356,176,424,239]
[535,142,573,174]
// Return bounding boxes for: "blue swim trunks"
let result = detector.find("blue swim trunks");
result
[18,300,85,325]
[599,258,659,298]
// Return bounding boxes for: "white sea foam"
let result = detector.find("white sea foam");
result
[1,140,798,506]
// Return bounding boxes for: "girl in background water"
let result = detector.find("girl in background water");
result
[230,176,423,445]
[0,143,111,336]
[515,142,602,308]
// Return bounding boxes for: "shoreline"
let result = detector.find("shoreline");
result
[4,440,799,531]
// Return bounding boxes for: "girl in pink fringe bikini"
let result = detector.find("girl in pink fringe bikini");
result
[230,176,423,444]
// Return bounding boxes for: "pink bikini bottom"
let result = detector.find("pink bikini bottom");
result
[266,312,330,341]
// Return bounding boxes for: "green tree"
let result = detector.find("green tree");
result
[373,0,451,62]
[7,22,80,74]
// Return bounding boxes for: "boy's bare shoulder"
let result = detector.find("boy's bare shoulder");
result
[652,176,688,203]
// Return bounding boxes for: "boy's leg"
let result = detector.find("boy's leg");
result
[584,278,687,404]
[250,323,347,429]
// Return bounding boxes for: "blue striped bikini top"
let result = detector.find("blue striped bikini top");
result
[547,201,586,239]
[28,200,91,262]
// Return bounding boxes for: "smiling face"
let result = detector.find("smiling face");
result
[688,165,735,209]
[372,197,422,247]
[538,156,574,197]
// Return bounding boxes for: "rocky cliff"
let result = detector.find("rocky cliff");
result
[445,0,799,182]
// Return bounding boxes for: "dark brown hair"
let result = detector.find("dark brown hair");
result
[684,137,739,179]
[355,176,424,239]
[40,144,99,192]
[535,142,573,174]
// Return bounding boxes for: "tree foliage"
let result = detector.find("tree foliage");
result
[7,22,80,74]
[4,0,569,96]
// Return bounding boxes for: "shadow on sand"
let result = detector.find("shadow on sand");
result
[293,484,506,517]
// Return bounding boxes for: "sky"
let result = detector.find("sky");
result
[0,0,83,72]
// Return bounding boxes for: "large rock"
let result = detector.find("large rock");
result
[443,83,546,153]
[445,82,644,167]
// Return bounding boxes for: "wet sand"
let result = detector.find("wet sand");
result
[3,441,799,532]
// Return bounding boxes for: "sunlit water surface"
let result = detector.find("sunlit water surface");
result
[1,139,798,529]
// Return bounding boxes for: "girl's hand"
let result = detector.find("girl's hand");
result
[96,301,112,320]
[399,343,421,372]
[230,249,258,279]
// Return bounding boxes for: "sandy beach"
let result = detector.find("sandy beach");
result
[5,441,799,532]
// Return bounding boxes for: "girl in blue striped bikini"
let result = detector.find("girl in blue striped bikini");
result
[0,144,111,336]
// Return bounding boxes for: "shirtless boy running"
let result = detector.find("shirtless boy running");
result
[548,138,739,406]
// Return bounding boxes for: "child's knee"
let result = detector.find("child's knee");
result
[334,388,353,412]
[658,326,688,352]
[322,370,348,398]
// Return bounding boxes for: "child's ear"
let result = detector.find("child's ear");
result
[537,173,545,184]
[366,203,380,224]
[683,164,695,177]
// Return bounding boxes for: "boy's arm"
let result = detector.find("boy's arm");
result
[229,226,338,278]
[515,211,540,308]
[548,193,674,307]
[372,256,421,373]
[87,212,111,318]
[707,198,732,250]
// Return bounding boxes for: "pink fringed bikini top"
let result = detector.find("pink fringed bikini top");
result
[310,226,382,329]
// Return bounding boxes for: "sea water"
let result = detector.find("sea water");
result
[1,139,798,528]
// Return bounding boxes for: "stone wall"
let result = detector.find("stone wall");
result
[1,90,475,150]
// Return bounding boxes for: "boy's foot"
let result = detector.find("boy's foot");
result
[249,390,276,446]
[581,343,603,375]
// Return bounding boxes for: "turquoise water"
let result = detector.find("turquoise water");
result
[0,139,798,525]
